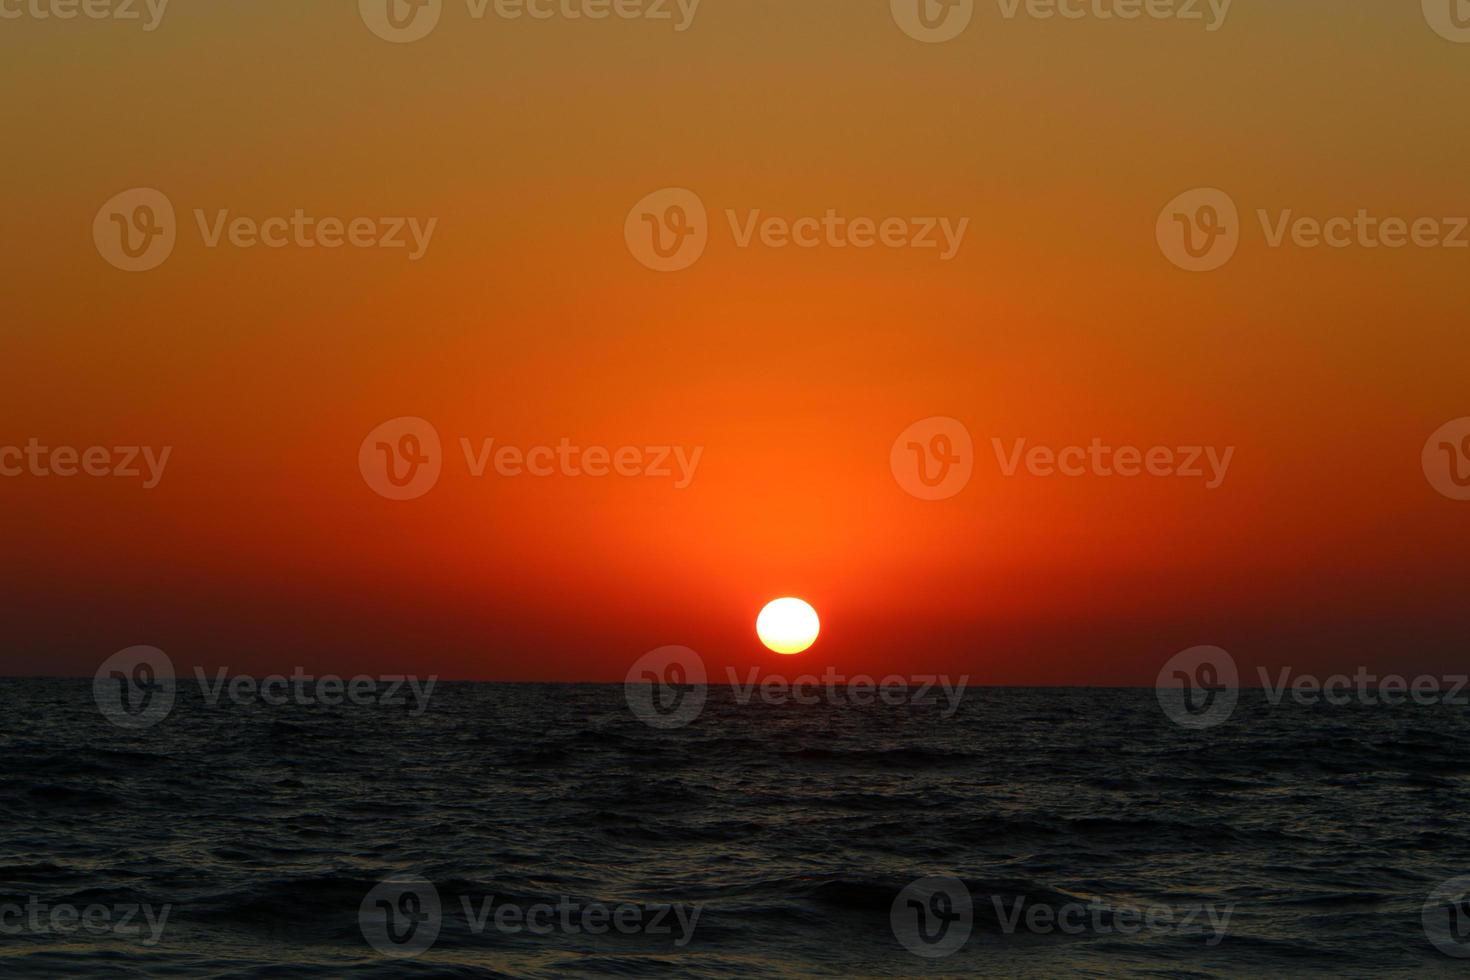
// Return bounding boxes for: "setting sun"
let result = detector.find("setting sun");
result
[756,598,820,655]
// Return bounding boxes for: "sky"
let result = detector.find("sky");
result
[2,1,1468,683]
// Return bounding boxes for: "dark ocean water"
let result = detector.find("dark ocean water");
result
[3,679,1470,977]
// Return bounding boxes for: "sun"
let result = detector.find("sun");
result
[756,598,820,655]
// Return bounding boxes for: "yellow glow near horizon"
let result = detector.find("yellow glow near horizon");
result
[756,598,820,655]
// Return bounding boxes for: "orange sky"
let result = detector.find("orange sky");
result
[2,2,1467,682]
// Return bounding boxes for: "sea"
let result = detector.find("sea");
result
[2,679,1469,977]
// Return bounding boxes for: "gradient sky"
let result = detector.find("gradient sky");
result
[2,1,1467,683]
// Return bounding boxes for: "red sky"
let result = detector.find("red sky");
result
[3,2,1467,683]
